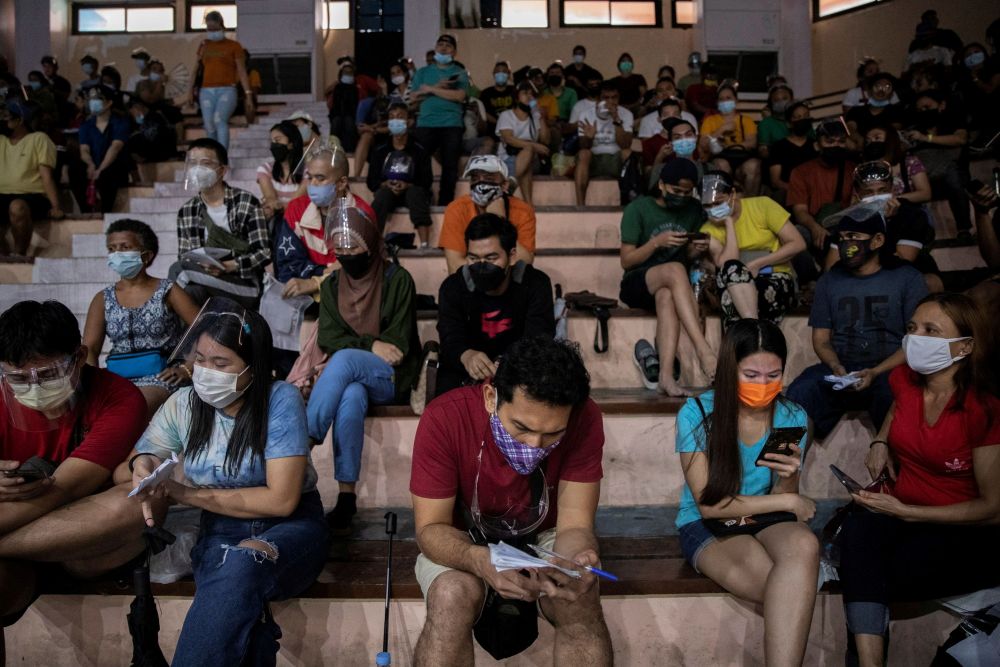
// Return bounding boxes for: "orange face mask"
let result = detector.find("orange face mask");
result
[738,380,782,408]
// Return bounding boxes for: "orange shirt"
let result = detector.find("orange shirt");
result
[200,39,245,88]
[438,195,537,254]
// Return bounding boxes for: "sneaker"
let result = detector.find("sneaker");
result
[326,492,357,537]
[633,339,660,391]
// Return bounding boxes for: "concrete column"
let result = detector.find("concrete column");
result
[14,0,52,79]
[780,0,813,97]
[403,0,441,64]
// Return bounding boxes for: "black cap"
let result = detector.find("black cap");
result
[837,210,885,236]
[437,34,457,49]
[660,158,699,185]
[816,116,849,138]
[80,54,98,66]
[41,55,57,67]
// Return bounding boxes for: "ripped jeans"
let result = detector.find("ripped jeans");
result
[172,491,327,667]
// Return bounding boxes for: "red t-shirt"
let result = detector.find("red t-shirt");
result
[786,158,856,216]
[888,366,1000,506]
[409,385,604,532]
[283,193,376,267]
[0,366,147,472]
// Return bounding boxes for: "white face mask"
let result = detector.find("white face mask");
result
[903,334,970,375]
[187,165,219,190]
[391,75,406,86]
[14,375,75,412]
[192,364,251,410]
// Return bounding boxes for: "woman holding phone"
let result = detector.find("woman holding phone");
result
[675,318,819,666]
[117,300,327,665]
[838,292,1000,666]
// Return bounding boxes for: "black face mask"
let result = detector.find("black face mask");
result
[586,84,601,97]
[862,141,887,161]
[338,252,371,279]
[0,123,11,137]
[790,118,813,136]
[662,192,690,209]
[913,109,940,130]
[516,102,532,113]
[547,75,563,88]
[270,142,289,163]
[820,146,849,166]
[838,238,875,269]
[469,261,507,292]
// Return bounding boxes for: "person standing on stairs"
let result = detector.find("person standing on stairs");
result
[619,159,717,396]
[305,201,420,536]
[170,138,271,310]
[186,10,253,151]
[82,219,201,419]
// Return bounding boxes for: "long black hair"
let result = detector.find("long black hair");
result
[185,307,274,477]
[698,319,790,507]
[270,120,304,184]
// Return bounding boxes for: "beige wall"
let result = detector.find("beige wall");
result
[811,0,998,94]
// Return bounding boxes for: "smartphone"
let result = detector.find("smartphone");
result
[686,232,709,241]
[755,427,806,466]
[830,464,864,494]
[2,456,55,482]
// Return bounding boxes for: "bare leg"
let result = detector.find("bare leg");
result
[725,281,760,319]
[855,635,885,667]
[647,262,717,378]
[755,522,820,667]
[0,483,147,562]
[924,273,944,293]
[414,570,484,667]
[8,200,34,256]
[739,158,762,197]
[138,385,169,421]
[695,534,773,604]
[651,287,688,397]
[338,482,356,494]
[515,146,535,204]
[415,225,430,246]
[354,131,374,178]
[575,149,592,206]
[540,577,613,666]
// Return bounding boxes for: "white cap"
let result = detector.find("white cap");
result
[462,154,509,179]
[286,109,314,124]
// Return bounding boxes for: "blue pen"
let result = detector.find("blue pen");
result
[529,544,620,582]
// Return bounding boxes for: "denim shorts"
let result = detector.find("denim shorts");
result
[678,520,717,573]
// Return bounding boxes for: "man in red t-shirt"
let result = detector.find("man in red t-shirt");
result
[410,336,612,664]
[0,301,149,642]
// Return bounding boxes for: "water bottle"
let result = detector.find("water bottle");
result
[690,267,703,303]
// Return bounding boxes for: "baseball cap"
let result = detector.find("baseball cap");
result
[286,110,314,124]
[463,154,509,179]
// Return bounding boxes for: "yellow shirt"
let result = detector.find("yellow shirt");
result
[0,132,56,195]
[700,196,793,273]
[536,94,559,123]
[700,113,758,147]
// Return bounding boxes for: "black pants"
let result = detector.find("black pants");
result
[68,159,126,213]
[413,126,464,206]
[838,509,1000,636]
[329,114,358,152]
[929,168,972,233]
[371,185,432,231]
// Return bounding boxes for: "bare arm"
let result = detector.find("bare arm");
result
[413,494,485,575]
[96,140,126,173]
[166,283,201,325]
[0,458,113,536]
[444,249,465,275]
[235,57,253,105]
[516,243,534,265]
[679,451,799,519]
[769,163,789,192]
[82,291,107,367]
[38,164,61,213]
[812,328,845,375]
[897,170,932,204]
[163,456,307,519]
[746,221,806,273]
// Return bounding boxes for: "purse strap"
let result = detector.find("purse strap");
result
[592,306,611,354]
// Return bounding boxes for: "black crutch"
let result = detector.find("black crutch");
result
[375,511,398,666]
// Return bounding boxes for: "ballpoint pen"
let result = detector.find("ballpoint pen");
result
[529,544,620,581]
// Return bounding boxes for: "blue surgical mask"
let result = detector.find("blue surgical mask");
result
[387,118,407,135]
[28,81,42,91]
[573,54,585,64]
[107,251,144,279]
[134,59,147,71]
[433,52,453,65]
[307,183,337,208]
[88,99,105,115]
[619,61,634,74]
[528,99,537,109]
[82,63,95,75]
[494,72,509,86]
[149,72,162,82]
[964,51,985,68]
[869,98,890,108]
[341,74,355,85]
[718,100,736,114]
[298,124,312,141]
[707,201,732,220]
[207,30,225,41]
[673,137,697,157]
[135,114,145,125]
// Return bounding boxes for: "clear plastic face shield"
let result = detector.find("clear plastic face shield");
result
[166,297,251,369]
[470,438,551,541]
[183,150,224,192]
[323,198,375,254]
[823,199,890,234]
[700,173,735,220]
[1,352,83,432]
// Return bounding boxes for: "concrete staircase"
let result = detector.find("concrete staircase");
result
[2,101,995,666]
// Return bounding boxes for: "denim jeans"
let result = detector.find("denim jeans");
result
[199,86,239,150]
[785,363,893,440]
[171,491,327,667]
[306,349,395,483]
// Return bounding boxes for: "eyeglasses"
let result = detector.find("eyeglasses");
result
[470,438,550,540]
[0,356,74,394]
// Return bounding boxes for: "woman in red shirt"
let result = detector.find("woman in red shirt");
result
[838,292,1000,666]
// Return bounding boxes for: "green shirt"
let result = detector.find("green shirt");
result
[547,86,579,120]
[410,63,468,128]
[757,116,789,147]
[620,195,704,274]
[318,264,422,402]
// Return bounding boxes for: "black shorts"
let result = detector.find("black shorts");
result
[0,193,51,227]
[619,267,655,312]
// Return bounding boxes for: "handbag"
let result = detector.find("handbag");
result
[704,511,797,537]
[564,291,618,353]
[821,470,893,567]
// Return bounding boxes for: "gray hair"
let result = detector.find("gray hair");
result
[305,145,348,177]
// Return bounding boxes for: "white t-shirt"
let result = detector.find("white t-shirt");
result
[256,160,301,207]
[637,110,699,139]
[575,106,634,156]
[495,108,541,160]
[569,98,597,125]
[206,204,228,228]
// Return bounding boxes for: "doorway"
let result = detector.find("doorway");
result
[353,0,404,78]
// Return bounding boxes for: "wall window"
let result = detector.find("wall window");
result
[443,1,548,29]
[560,1,660,27]
[672,0,694,27]
[73,4,175,34]
[356,0,403,32]
[322,1,351,30]
[814,0,890,21]
[188,3,238,31]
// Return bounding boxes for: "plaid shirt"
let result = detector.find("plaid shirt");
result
[176,183,271,280]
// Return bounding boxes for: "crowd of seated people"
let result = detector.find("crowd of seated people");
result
[1,8,1000,667]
